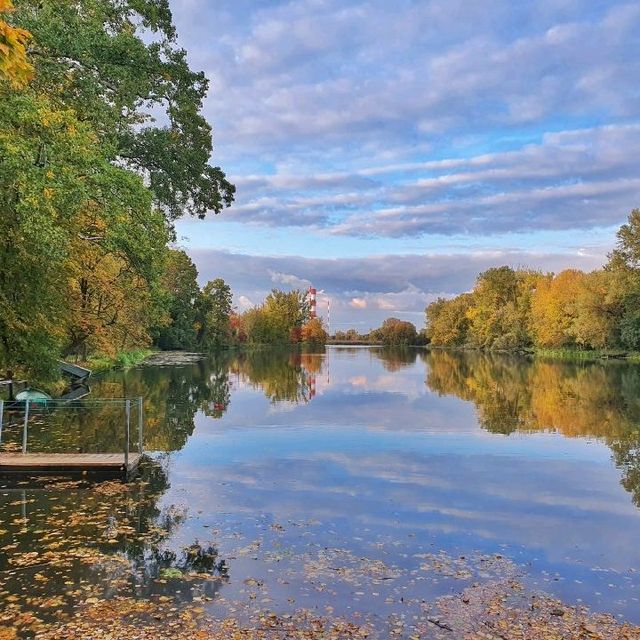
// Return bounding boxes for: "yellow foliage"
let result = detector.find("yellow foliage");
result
[64,207,155,358]
[0,0,33,88]
[301,317,328,344]
[530,270,584,347]
[0,625,17,640]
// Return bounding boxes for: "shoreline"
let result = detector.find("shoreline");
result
[424,344,640,362]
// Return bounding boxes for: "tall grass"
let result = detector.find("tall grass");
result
[532,347,636,361]
[86,348,155,372]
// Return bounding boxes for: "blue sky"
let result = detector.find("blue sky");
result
[168,0,640,330]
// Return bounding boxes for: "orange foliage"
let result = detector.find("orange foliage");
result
[301,317,328,344]
[0,0,33,88]
[530,270,585,347]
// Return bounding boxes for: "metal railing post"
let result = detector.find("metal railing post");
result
[22,399,30,454]
[137,396,143,454]
[0,399,4,445]
[125,399,131,469]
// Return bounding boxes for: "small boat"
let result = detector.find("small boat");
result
[15,388,52,404]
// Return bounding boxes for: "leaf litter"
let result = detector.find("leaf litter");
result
[0,472,639,639]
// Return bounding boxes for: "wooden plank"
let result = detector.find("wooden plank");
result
[0,453,142,477]
[58,361,92,380]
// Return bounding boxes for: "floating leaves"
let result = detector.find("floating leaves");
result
[1,467,640,639]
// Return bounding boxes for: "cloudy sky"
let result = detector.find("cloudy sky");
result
[169,0,640,330]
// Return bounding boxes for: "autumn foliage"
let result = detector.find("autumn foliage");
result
[426,210,640,352]
[0,0,33,88]
[300,317,328,344]
[0,1,233,379]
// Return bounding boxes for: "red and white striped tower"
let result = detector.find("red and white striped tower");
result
[308,287,317,319]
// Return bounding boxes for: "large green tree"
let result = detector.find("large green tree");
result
[196,278,233,349]
[606,209,640,349]
[1,2,234,378]
[153,249,200,350]
[14,0,234,222]
[262,289,310,343]
[0,92,96,377]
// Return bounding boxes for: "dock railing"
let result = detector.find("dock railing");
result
[0,396,144,460]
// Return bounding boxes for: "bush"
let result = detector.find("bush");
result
[491,333,522,351]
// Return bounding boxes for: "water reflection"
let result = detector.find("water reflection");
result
[3,348,640,508]
[425,350,640,506]
[3,347,640,631]
[373,346,420,371]
[0,349,325,454]
[426,350,640,437]
[230,347,323,403]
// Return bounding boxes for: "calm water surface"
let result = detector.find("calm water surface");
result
[2,346,640,634]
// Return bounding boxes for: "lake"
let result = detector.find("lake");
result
[1,346,640,637]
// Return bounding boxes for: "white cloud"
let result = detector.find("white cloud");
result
[268,270,311,288]
[211,123,640,237]
[236,295,254,311]
[175,0,640,157]
[165,0,640,327]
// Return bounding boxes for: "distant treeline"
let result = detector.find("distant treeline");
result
[155,258,328,352]
[334,319,428,346]
[426,210,640,352]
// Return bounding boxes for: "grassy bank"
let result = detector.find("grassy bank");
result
[83,348,156,373]
[425,344,640,362]
[528,347,640,362]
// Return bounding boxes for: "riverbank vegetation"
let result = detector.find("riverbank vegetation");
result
[426,210,640,355]
[0,0,234,382]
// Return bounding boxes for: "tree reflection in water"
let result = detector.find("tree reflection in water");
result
[425,349,640,506]
[0,349,330,456]
[372,345,420,371]
[230,347,324,404]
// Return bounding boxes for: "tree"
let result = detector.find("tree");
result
[240,307,271,345]
[261,289,310,344]
[1,2,234,379]
[301,317,328,344]
[608,209,640,272]
[153,250,200,350]
[571,270,619,349]
[378,318,417,345]
[0,91,156,375]
[229,314,247,343]
[606,209,640,348]
[530,270,584,348]
[426,294,472,346]
[0,0,33,87]
[196,278,233,349]
[14,0,234,221]
[620,308,640,351]
[63,167,172,359]
[465,267,539,349]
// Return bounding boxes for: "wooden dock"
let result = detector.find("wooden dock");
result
[0,453,142,478]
